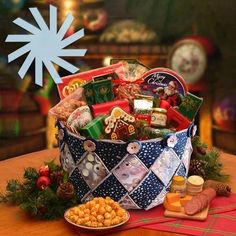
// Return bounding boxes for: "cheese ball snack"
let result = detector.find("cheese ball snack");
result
[65,197,128,228]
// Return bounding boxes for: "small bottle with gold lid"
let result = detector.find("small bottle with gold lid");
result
[151,108,167,127]
[170,176,186,197]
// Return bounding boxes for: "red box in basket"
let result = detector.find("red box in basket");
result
[167,106,191,131]
[57,63,124,99]
[92,99,130,117]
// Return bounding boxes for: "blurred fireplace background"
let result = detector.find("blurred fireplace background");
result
[0,0,235,160]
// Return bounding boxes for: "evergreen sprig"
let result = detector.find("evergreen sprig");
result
[190,136,229,181]
[0,160,78,220]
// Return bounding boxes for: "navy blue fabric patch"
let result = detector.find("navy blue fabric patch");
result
[176,163,187,177]
[92,174,127,201]
[66,134,85,163]
[96,141,127,170]
[137,141,164,168]
[57,123,67,147]
[130,171,164,209]
[69,168,90,201]
[173,131,188,158]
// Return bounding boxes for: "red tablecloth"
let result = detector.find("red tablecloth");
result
[143,195,236,236]
[77,194,236,236]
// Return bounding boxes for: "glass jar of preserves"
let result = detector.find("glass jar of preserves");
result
[151,108,167,127]
[170,176,186,197]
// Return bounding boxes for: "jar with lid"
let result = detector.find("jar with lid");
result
[151,108,167,127]
[170,176,186,197]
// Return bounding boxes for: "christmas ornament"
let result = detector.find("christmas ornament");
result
[39,165,50,177]
[212,91,236,130]
[50,171,64,184]
[36,176,51,190]
[1,160,78,220]
[56,183,75,200]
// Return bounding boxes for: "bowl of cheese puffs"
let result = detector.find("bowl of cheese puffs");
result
[64,197,130,230]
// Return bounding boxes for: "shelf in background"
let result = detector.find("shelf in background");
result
[212,125,236,155]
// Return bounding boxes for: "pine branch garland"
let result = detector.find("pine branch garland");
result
[0,160,78,220]
[190,136,229,181]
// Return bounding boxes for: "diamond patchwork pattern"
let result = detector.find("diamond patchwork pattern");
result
[181,138,193,172]
[119,195,140,209]
[137,140,164,168]
[130,171,164,209]
[173,131,188,158]
[113,154,148,192]
[59,123,193,210]
[69,168,91,201]
[176,163,187,177]
[151,149,180,186]
[77,152,109,189]
[66,135,85,163]
[96,141,127,170]
[92,174,127,201]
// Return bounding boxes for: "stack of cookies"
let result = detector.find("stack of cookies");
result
[186,175,204,196]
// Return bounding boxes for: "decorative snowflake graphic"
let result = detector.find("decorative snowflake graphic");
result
[5,5,87,86]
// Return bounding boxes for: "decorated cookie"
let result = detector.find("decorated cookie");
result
[104,107,136,141]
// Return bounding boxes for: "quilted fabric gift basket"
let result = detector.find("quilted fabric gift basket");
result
[57,121,195,210]
[51,62,202,210]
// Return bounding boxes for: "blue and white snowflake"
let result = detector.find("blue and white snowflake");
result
[5,5,87,86]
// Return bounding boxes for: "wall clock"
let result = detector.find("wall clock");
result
[168,38,208,85]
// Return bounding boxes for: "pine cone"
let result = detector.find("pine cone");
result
[56,183,75,200]
[189,159,206,178]
[196,146,207,155]
[203,180,231,197]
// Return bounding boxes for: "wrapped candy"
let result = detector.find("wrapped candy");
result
[110,59,149,83]
[116,83,141,101]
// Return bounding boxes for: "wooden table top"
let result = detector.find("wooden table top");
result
[0,148,235,236]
